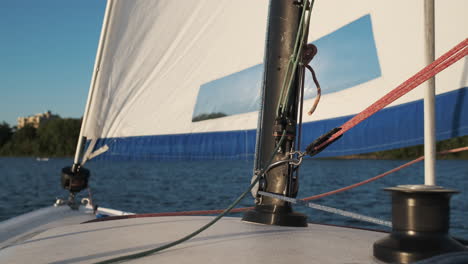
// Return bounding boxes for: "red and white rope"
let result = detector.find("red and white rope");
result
[311,38,468,153]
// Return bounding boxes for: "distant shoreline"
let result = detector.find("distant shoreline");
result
[322,155,468,160]
[324,135,468,160]
[1,119,466,160]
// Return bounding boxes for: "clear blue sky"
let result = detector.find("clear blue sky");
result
[0,0,106,126]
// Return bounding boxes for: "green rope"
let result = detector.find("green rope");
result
[94,131,287,264]
[277,0,316,117]
[282,0,315,115]
[276,1,309,116]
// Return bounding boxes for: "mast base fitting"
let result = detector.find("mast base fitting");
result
[242,204,307,227]
[61,166,90,193]
[373,185,467,264]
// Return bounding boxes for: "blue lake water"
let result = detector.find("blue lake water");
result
[1,157,467,238]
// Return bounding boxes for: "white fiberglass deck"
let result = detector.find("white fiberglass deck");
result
[0,215,386,264]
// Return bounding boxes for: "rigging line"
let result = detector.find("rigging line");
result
[303,145,468,201]
[339,43,467,134]
[296,67,306,147]
[83,146,468,224]
[83,207,253,223]
[304,158,424,201]
[276,0,308,111]
[309,38,468,154]
[258,191,392,227]
[93,132,287,264]
[305,202,392,227]
[295,2,313,152]
[276,0,314,116]
[292,59,307,197]
[281,0,316,116]
[295,25,314,154]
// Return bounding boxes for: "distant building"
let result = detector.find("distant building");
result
[17,111,59,129]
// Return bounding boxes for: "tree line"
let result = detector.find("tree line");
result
[331,135,468,160]
[0,118,81,157]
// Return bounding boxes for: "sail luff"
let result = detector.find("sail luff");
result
[72,0,114,166]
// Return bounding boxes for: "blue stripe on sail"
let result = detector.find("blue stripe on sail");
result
[91,130,257,161]
[91,87,468,160]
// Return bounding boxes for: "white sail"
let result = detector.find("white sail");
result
[81,0,468,160]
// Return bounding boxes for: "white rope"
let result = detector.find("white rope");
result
[258,191,392,227]
[81,138,109,166]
